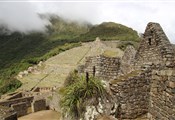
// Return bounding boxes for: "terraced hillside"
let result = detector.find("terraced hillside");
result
[18,40,124,91]
[0,15,139,95]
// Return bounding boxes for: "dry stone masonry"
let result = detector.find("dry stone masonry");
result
[1,22,175,120]
[81,22,175,120]
[0,88,52,120]
[134,22,175,69]
[0,105,17,120]
[120,45,136,75]
[110,69,151,119]
[149,68,175,119]
[31,99,46,112]
[83,55,120,81]
[110,22,175,120]
[131,22,175,120]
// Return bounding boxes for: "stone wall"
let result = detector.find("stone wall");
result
[3,114,17,120]
[131,22,175,119]
[33,87,53,93]
[134,22,175,69]
[83,22,175,119]
[0,105,17,120]
[49,92,61,112]
[0,96,33,107]
[135,22,175,120]
[1,92,22,100]
[120,45,136,75]
[31,99,46,112]
[110,70,151,119]
[0,92,51,119]
[84,55,120,80]
[0,96,34,118]
[148,67,175,119]
[11,102,27,117]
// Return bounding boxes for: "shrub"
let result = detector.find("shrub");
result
[60,74,105,119]
[0,78,22,96]
[64,69,79,87]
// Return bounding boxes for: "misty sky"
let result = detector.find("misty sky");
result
[0,0,175,43]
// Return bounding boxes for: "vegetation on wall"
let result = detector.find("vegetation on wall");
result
[60,71,105,119]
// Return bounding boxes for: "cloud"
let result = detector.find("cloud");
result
[0,1,175,43]
[0,2,49,33]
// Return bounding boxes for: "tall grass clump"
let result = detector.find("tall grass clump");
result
[60,72,105,119]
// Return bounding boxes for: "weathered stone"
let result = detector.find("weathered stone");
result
[169,81,175,88]
[31,99,46,112]
[0,105,17,120]
[11,102,27,117]
[109,22,175,120]
[169,116,175,120]
[83,55,120,81]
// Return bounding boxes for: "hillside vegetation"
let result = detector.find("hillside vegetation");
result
[44,14,91,41]
[77,22,139,42]
[0,14,140,95]
[0,14,89,95]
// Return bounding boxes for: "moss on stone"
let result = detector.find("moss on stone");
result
[102,50,119,57]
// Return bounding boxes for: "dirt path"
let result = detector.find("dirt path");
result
[18,110,61,120]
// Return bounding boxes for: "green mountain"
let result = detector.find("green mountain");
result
[77,22,139,42]
[0,15,91,95]
[45,14,92,40]
[0,15,140,95]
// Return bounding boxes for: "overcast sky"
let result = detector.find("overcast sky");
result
[0,0,175,43]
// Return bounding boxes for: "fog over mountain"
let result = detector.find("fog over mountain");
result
[0,0,175,42]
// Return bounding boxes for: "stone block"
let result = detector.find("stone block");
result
[31,99,46,112]
[169,81,175,88]
[11,102,27,117]
[165,69,173,76]
[169,116,175,120]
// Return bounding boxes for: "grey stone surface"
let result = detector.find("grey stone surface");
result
[0,105,17,120]
[82,55,121,81]
[83,22,175,119]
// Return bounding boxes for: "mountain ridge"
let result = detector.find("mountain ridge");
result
[0,14,140,95]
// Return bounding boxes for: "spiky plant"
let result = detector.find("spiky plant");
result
[60,74,105,120]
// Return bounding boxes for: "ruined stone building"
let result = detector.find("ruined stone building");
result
[83,22,175,120]
[0,105,17,120]
[0,22,174,120]
[0,90,49,120]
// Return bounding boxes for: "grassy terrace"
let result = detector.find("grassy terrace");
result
[0,15,139,94]
[18,40,124,91]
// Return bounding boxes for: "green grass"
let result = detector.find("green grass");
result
[0,14,140,95]
[0,14,90,95]
[0,32,82,95]
[102,50,119,57]
[77,22,140,42]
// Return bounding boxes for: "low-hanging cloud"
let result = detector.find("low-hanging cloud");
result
[0,1,175,43]
[0,2,49,32]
